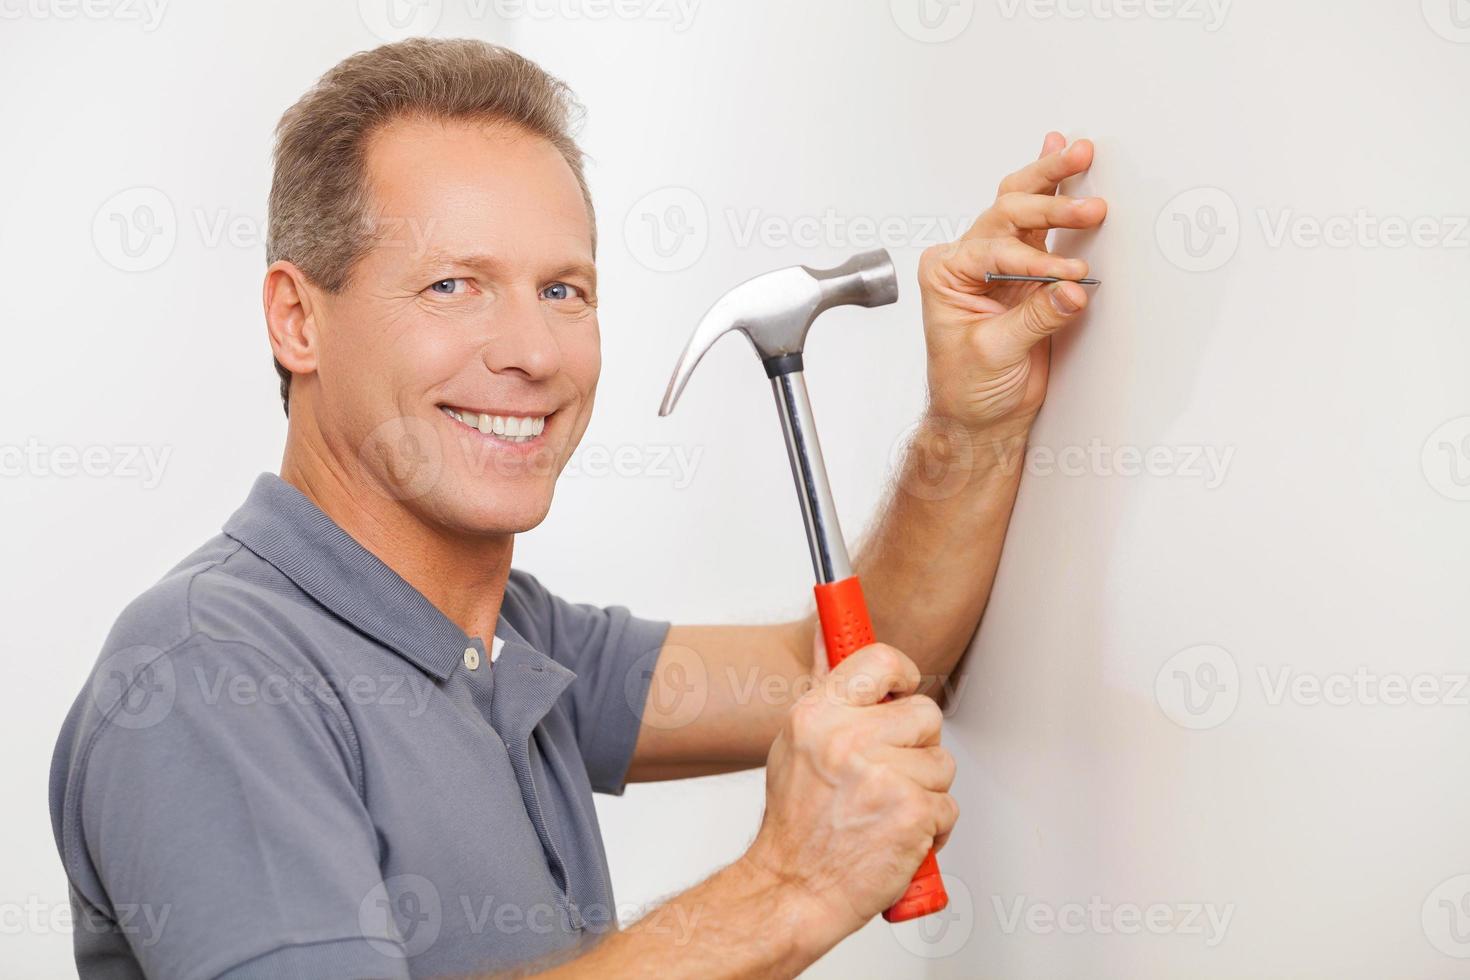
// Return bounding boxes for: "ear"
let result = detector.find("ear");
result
[263,260,320,381]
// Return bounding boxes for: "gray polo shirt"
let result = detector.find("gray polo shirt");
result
[48,473,670,979]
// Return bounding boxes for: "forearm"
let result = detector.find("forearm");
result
[526,857,823,980]
[850,414,1031,691]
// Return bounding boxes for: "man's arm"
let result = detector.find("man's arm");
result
[629,133,1107,780]
[514,644,957,979]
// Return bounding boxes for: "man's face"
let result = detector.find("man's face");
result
[309,116,600,535]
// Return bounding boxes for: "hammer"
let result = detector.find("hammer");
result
[659,248,949,923]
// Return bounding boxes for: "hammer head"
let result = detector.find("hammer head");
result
[658,248,899,415]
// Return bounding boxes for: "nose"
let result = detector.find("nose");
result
[479,289,562,381]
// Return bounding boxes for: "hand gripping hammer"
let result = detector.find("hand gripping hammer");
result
[658,248,949,923]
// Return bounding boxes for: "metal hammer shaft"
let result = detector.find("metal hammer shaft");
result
[770,370,851,584]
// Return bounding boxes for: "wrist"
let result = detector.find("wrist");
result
[902,410,1033,496]
[921,406,1033,449]
[730,850,845,968]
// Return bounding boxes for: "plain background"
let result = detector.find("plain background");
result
[4,1,1469,976]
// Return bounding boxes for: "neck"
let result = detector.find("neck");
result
[279,421,513,642]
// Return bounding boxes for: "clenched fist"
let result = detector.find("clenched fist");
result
[743,642,958,941]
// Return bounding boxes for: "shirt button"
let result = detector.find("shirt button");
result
[463,646,481,671]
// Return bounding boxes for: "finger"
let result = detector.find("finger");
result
[867,694,945,748]
[931,793,960,853]
[875,743,955,791]
[997,137,1095,197]
[1039,130,1066,159]
[929,235,1088,286]
[975,192,1108,237]
[827,643,921,707]
[984,280,1089,362]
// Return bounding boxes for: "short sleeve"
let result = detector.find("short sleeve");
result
[62,636,412,980]
[502,570,670,795]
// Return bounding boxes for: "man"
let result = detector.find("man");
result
[49,37,1106,979]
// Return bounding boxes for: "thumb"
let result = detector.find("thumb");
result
[990,280,1088,361]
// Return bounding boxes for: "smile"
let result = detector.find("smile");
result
[439,406,548,444]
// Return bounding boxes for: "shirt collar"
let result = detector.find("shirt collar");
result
[222,472,475,681]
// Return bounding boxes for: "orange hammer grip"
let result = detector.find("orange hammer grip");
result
[812,576,949,923]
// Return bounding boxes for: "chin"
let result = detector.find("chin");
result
[436,481,555,536]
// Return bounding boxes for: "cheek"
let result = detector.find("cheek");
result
[325,300,464,413]
[564,321,603,398]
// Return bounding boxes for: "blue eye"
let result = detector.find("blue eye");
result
[542,282,578,301]
[428,278,468,295]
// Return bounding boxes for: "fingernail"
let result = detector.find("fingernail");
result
[1050,283,1080,314]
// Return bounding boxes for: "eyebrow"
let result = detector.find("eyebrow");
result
[415,249,596,289]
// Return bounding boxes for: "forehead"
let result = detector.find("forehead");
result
[361,115,592,264]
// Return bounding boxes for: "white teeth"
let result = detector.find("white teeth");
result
[441,406,547,443]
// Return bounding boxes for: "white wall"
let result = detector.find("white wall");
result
[5,1,1468,977]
